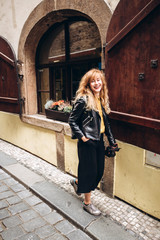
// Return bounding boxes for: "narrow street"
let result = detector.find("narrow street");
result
[0,167,93,240]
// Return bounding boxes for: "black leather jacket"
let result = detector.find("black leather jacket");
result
[68,96,116,146]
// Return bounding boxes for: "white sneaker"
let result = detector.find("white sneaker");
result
[70,179,81,196]
[83,203,101,216]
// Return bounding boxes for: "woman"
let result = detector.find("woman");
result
[68,68,118,216]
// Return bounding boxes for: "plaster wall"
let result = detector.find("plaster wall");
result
[64,135,78,176]
[115,141,160,219]
[0,111,57,166]
[0,0,41,56]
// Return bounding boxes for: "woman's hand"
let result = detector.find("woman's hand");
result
[111,143,120,151]
[81,136,89,142]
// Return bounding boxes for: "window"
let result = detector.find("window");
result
[36,17,101,114]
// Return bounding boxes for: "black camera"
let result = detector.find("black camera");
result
[105,144,120,158]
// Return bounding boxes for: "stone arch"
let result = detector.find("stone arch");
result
[18,0,112,114]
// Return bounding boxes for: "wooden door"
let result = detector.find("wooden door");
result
[105,0,160,154]
[0,36,20,113]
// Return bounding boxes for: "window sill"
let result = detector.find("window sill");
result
[21,114,71,136]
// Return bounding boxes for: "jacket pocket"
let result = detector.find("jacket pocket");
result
[82,116,93,127]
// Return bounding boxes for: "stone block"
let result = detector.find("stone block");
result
[35,225,57,238]
[0,200,9,209]
[22,217,46,232]
[86,215,137,240]
[7,195,21,205]
[55,220,76,235]
[1,226,25,240]
[17,189,32,199]
[56,132,65,171]
[0,173,10,180]
[44,211,63,225]
[45,232,67,240]
[24,195,42,206]
[10,183,26,193]
[0,185,9,192]
[3,178,18,186]
[8,202,29,215]
[0,222,3,232]
[0,152,17,166]
[19,209,38,222]
[0,190,15,200]
[33,202,52,216]
[16,233,40,240]
[67,229,92,240]
[4,163,45,187]
[0,209,10,220]
[3,215,22,228]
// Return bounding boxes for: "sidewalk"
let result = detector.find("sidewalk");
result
[0,139,159,240]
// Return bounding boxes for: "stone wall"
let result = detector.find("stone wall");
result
[0,0,120,57]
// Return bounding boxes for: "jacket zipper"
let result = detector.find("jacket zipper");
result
[83,116,93,127]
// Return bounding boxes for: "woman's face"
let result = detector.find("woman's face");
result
[89,73,103,96]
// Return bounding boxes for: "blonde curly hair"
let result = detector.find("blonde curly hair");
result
[75,68,111,114]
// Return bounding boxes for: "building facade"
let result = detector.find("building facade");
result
[0,0,160,219]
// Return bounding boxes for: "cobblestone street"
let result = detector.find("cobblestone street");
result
[0,140,160,240]
[0,167,93,240]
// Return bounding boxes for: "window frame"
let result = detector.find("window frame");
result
[36,17,102,114]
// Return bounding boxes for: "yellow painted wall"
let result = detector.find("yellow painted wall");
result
[115,141,160,219]
[0,112,57,166]
[64,135,78,176]
[1,111,160,219]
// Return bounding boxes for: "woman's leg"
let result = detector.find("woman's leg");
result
[77,140,97,193]
[84,192,91,204]
[75,140,102,216]
[94,135,105,188]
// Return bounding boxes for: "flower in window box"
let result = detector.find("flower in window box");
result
[44,100,72,113]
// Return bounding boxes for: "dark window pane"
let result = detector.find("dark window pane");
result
[38,25,65,64]
[71,65,88,98]
[40,92,50,113]
[71,61,100,98]
[37,68,49,91]
[37,68,50,113]
[52,68,66,101]
[49,25,65,62]
[69,21,101,59]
